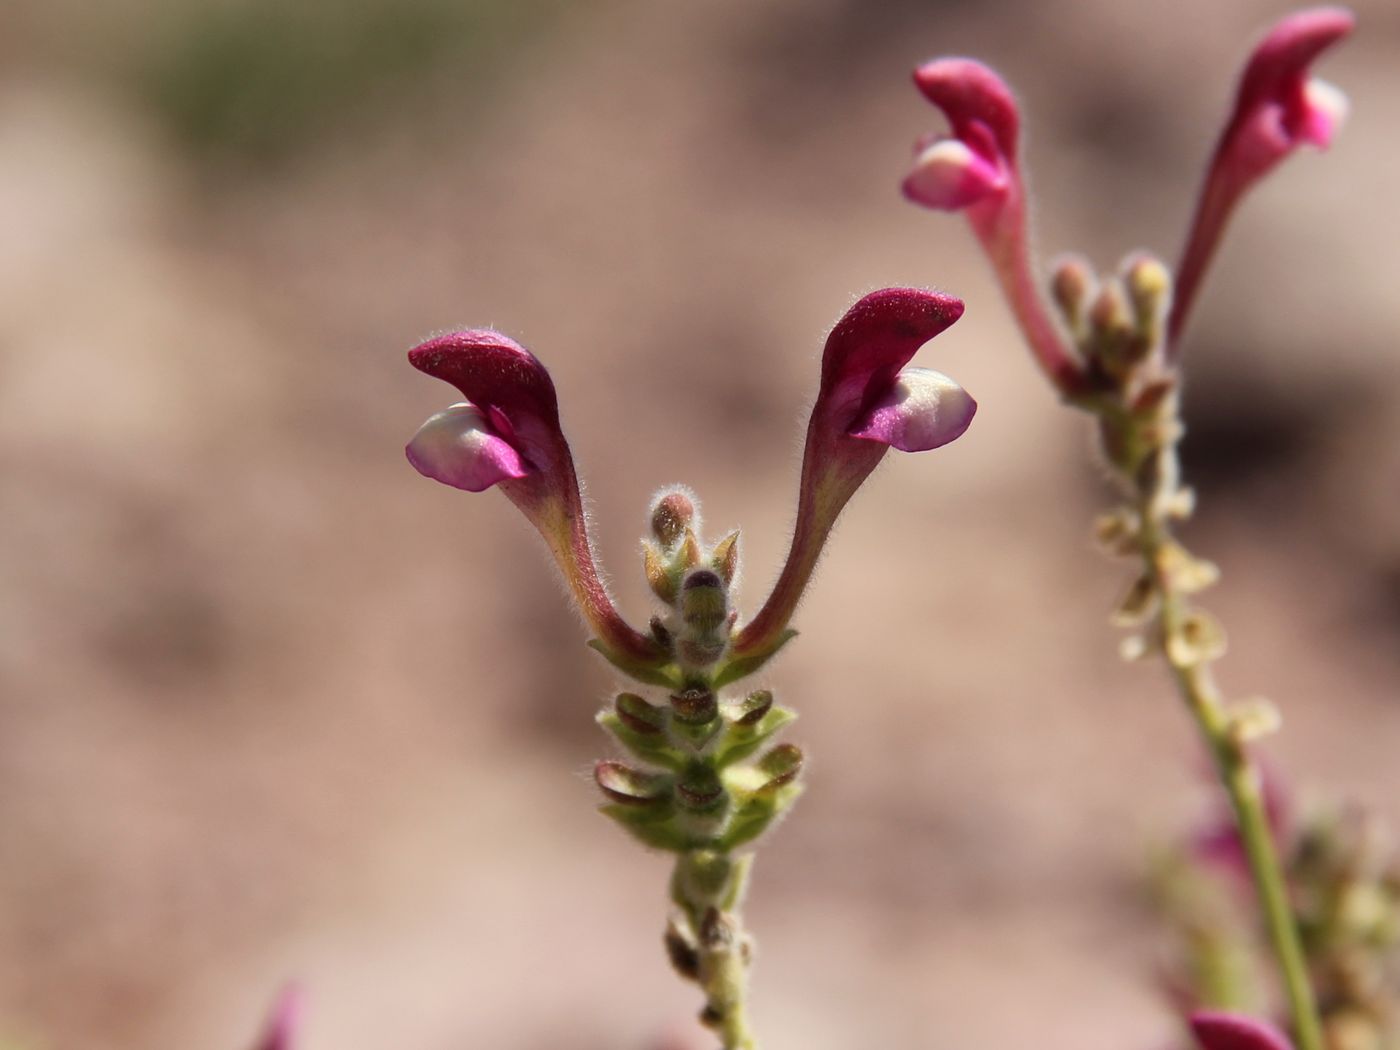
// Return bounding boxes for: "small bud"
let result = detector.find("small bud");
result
[731,689,774,727]
[681,569,728,634]
[1125,253,1172,332]
[1166,610,1228,666]
[1088,280,1137,369]
[616,692,667,736]
[1051,254,1096,334]
[671,687,718,725]
[675,766,724,811]
[1131,378,1178,415]
[711,530,740,587]
[595,761,670,805]
[757,743,804,790]
[650,489,696,549]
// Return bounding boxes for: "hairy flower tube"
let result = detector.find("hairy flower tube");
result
[405,287,974,1048]
[900,10,1352,1050]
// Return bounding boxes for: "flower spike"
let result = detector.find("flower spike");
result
[1191,1011,1296,1050]
[1168,7,1354,350]
[905,59,1085,396]
[407,330,666,677]
[730,288,973,672]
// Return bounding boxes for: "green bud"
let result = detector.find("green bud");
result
[1165,610,1227,666]
[664,917,700,980]
[1125,253,1171,339]
[681,569,728,634]
[676,765,724,811]
[671,686,718,725]
[731,689,773,726]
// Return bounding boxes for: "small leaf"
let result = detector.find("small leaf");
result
[711,706,797,769]
[594,760,670,805]
[713,629,798,688]
[596,710,686,770]
[711,530,740,586]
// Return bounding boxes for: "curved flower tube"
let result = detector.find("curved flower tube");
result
[904,59,1085,397]
[1192,1011,1296,1050]
[729,288,974,672]
[407,330,666,678]
[1169,7,1354,349]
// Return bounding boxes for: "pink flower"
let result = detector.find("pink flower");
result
[731,288,974,670]
[1191,1011,1295,1050]
[904,59,1085,396]
[1169,7,1354,348]
[407,330,666,678]
[250,986,302,1050]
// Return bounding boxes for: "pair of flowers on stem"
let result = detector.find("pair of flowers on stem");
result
[395,8,1353,1050]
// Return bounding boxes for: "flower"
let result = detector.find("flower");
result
[251,986,303,1050]
[1169,7,1354,348]
[407,329,666,678]
[730,288,974,671]
[1191,1010,1295,1050]
[905,59,1084,395]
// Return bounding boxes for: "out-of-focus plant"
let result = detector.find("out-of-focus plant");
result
[133,0,574,162]
[402,290,976,1048]
[901,8,1355,1050]
[1156,779,1400,1050]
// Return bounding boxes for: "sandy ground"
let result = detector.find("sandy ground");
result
[1,1,1398,1047]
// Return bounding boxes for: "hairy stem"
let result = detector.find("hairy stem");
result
[1130,432,1322,1050]
[671,853,760,1050]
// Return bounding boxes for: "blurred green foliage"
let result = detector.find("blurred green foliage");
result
[133,0,570,162]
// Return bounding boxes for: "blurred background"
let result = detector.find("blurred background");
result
[1,0,1397,1047]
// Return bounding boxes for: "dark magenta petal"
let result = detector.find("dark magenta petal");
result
[816,287,965,434]
[913,57,1020,163]
[1168,8,1353,349]
[1191,1012,1295,1050]
[252,986,303,1050]
[406,330,664,673]
[731,289,969,669]
[408,329,565,472]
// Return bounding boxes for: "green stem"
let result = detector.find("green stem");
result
[671,852,760,1050]
[1135,469,1323,1050]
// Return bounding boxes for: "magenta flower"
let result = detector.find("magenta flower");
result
[904,59,1085,396]
[1169,7,1354,348]
[905,9,1352,379]
[1191,1011,1295,1050]
[407,330,666,678]
[731,288,974,669]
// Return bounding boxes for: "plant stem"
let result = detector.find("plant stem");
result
[668,851,761,1050]
[1133,446,1323,1050]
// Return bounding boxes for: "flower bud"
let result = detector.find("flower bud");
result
[675,766,724,811]
[1050,254,1096,334]
[681,569,728,635]
[650,489,697,549]
[731,689,774,727]
[670,687,718,726]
